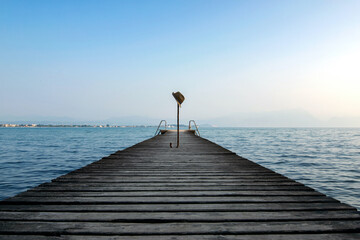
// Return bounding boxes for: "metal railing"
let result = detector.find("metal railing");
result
[154,120,167,136]
[188,120,200,136]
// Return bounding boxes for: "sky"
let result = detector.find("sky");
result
[1,0,360,126]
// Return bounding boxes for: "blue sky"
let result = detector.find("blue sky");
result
[1,0,360,125]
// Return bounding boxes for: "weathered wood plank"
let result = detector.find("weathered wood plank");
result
[58,173,284,177]
[37,182,307,187]
[17,190,323,197]
[2,234,360,240]
[3,196,336,204]
[54,176,289,181]
[1,211,359,222]
[1,220,360,235]
[0,236,62,240]
[26,185,316,191]
[0,202,355,212]
[50,179,295,183]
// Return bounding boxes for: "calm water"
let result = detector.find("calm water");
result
[0,127,156,200]
[0,127,359,210]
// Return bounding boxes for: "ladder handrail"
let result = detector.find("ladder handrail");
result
[154,120,167,136]
[189,120,200,136]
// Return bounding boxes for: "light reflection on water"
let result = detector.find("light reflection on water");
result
[0,127,359,210]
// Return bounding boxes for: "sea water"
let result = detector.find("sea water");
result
[0,127,155,200]
[0,127,359,210]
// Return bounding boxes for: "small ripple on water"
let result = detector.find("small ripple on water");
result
[0,127,156,200]
[280,154,317,159]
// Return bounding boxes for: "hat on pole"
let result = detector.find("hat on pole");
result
[172,91,185,107]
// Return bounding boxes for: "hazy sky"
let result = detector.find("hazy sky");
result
[1,0,360,124]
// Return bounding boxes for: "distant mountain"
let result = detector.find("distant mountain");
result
[1,110,360,127]
[326,116,360,127]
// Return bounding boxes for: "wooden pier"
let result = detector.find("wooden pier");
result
[0,130,360,239]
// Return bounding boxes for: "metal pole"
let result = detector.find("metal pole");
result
[177,103,179,148]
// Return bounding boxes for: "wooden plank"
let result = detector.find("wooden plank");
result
[17,190,323,197]
[3,196,336,204]
[0,236,61,240]
[65,172,280,175]
[2,234,356,240]
[55,176,289,180]
[37,182,307,187]
[58,173,284,177]
[1,211,359,222]
[50,179,295,183]
[1,220,360,235]
[27,186,316,191]
[0,203,355,212]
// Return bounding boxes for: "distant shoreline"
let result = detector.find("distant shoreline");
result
[0,124,188,128]
[0,124,150,128]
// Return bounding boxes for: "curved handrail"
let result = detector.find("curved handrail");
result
[188,120,200,136]
[154,120,167,136]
